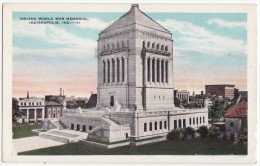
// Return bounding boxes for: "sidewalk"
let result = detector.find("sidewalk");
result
[12,136,65,155]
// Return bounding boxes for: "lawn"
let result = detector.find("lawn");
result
[13,124,43,139]
[19,139,247,155]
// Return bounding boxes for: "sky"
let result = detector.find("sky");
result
[12,10,247,98]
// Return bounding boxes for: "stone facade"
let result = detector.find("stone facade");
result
[18,97,45,123]
[96,4,174,111]
[42,4,209,144]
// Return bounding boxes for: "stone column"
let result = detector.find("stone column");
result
[109,59,112,84]
[26,109,29,122]
[42,108,44,120]
[124,58,128,84]
[118,58,121,83]
[115,58,117,83]
[148,58,151,84]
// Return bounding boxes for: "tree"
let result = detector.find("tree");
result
[209,98,225,123]
[12,97,22,124]
[197,126,208,139]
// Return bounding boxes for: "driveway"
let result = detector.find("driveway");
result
[13,136,65,154]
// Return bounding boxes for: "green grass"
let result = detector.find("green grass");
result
[19,139,247,155]
[13,124,43,139]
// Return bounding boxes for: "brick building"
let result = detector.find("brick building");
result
[205,84,235,99]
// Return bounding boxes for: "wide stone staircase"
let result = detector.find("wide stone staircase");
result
[39,129,88,143]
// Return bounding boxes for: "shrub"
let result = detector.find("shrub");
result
[167,128,185,141]
[239,131,247,144]
[223,131,235,142]
[184,127,195,139]
[197,126,208,139]
[208,126,221,141]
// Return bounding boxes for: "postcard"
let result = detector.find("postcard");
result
[2,3,257,163]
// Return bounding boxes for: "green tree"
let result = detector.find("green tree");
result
[12,97,22,124]
[209,98,225,123]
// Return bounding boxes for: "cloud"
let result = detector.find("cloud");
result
[157,18,246,57]
[208,18,246,29]
[76,18,113,30]
[13,20,97,57]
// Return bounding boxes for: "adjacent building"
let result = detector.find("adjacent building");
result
[224,99,247,133]
[205,84,235,99]
[18,92,45,123]
[175,90,190,103]
[45,94,66,119]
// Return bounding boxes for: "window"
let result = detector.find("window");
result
[200,117,201,124]
[24,103,26,106]
[161,45,164,50]
[21,103,23,106]
[189,118,191,125]
[122,58,125,82]
[196,117,198,124]
[107,44,110,50]
[117,59,120,82]
[161,60,164,82]
[36,109,42,118]
[149,122,152,131]
[144,123,147,132]
[154,122,157,130]
[112,43,114,49]
[193,118,195,125]
[164,121,167,129]
[165,46,168,52]
[103,61,106,83]
[183,119,186,128]
[112,59,115,82]
[174,120,177,129]
[122,41,125,48]
[89,126,93,130]
[203,117,205,123]
[107,60,110,83]
[147,42,150,47]
[160,121,162,129]
[152,59,155,82]
[71,124,74,130]
[230,122,234,127]
[147,58,151,82]
[178,119,182,128]
[143,41,146,48]
[29,102,31,106]
[103,45,106,51]
[152,43,155,48]
[157,59,160,82]
[82,125,86,132]
[156,44,160,49]
[76,124,80,131]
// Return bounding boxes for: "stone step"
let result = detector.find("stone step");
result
[40,133,70,143]
[48,130,79,138]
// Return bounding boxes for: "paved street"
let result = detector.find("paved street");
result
[12,136,65,155]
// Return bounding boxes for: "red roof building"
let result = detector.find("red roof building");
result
[224,99,247,133]
[225,99,247,118]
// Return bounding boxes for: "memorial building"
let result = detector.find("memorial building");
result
[42,4,209,144]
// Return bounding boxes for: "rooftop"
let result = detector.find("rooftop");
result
[101,4,170,34]
[225,99,247,118]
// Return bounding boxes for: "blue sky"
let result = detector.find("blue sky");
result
[12,11,247,97]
